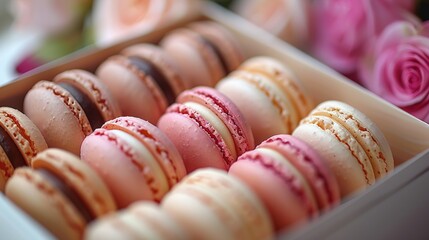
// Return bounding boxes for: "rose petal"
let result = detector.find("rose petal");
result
[375,21,419,54]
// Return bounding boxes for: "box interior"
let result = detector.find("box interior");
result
[0,2,428,239]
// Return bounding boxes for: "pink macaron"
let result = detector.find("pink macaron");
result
[23,69,121,155]
[229,134,340,232]
[160,21,245,88]
[81,116,186,208]
[0,107,48,191]
[96,43,188,124]
[157,86,254,172]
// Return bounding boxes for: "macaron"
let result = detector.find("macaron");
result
[217,56,313,144]
[229,134,340,232]
[96,43,187,124]
[5,148,116,240]
[162,168,273,240]
[160,21,245,88]
[85,201,189,240]
[292,100,394,197]
[0,107,48,191]
[81,116,186,208]
[157,86,254,172]
[23,69,121,155]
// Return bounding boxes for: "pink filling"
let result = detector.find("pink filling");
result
[93,128,160,201]
[193,89,249,155]
[264,137,335,207]
[105,118,179,185]
[238,151,316,217]
[167,103,234,168]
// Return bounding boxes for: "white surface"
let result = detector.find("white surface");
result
[0,194,53,239]
[283,150,429,239]
[0,28,42,86]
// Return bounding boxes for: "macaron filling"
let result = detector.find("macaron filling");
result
[197,35,229,75]
[183,101,237,159]
[255,148,318,217]
[167,104,234,168]
[58,82,105,130]
[0,125,26,169]
[128,56,176,105]
[262,136,338,209]
[108,129,169,201]
[37,168,95,223]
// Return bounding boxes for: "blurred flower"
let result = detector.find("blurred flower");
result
[360,21,429,123]
[311,0,417,76]
[234,0,311,48]
[10,0,92,36]
[384,0,416,11]
[9,0,92,74]
[93,0,200,46]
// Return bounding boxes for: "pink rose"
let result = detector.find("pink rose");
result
[10,0,91,35]
[383,0,416,11]
[311,0,417,75]
[360,21,429,123]
[234,0,311,48]
[93,0,200,46]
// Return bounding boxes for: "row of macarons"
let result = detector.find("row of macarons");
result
[2,90,393,239]
[0,20,395,239]
[23,20,245,155]
[4,112,335,239]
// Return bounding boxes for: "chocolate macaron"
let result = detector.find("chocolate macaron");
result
[160,21,245,88]
[5,148,116,240]
[24,69,121,155]
[96,44,187,124]
[0,107,48,191]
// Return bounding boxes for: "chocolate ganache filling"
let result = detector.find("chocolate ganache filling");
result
[197,35,229,75]
[38,168,94,222]
[128,56,176,105]
[58,83,105,130]
[0,125,26,169]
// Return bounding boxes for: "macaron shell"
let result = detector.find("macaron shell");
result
[166,183,249,240]
[31,148,116,217]
[24,81,88,155]
[217,75,287,144]
[162,170,273,240]
[162,189,232,240]
[53,69,122,123]
[293,119,372,197]
[96,55,166,123]
[176,87,254,157]
[81,128,169,208]
[177,168,273,240]
[0,107,48,163]
[238,56,313,120]
[102,117,187,186]
[85,202,189,240]
[157,111,227,172]
[189,21,245,73]
[0,107,48,190]
[229,150,311,231]
[122,43,190,95]
[258,134,340,211]
[311,100,394,174]
[160,28,223,87]
[5,167,85,240]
